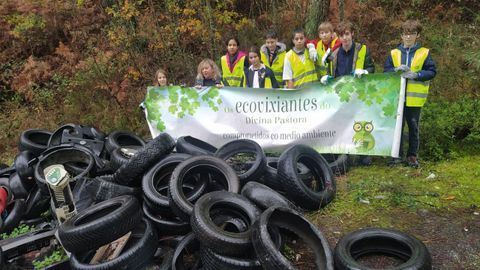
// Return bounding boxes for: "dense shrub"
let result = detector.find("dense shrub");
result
[420,98,480,160]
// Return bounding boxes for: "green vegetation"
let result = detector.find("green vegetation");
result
[32,247,68,270]
[309,154,480,231]
[0,224,35,239]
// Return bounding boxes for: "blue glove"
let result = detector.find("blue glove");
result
[401,71,419,79]
[394,65,410,72]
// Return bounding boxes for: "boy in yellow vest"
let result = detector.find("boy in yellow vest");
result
[306,22,342,77]
[260,30,287,87]
[384,20,437,168]
[283,28,319,89]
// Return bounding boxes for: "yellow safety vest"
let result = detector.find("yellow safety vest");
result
[330,43,367,77]
[261,51,285,87]
[392,48,430,107]
[316,37,338,76]
[286,49,318,88]
[221,54,246,87]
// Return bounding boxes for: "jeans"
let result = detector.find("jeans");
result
[399,106,421,158]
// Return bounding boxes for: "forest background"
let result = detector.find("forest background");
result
[0,0,479,162]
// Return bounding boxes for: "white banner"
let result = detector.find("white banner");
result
[144,73,404,157]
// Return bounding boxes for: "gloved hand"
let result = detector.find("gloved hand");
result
[394,65,410,72]
[321,48,331,66]
[320,75,333,85]
[307,43,318,62]
[354,69,369,78]
[401,71,419,79]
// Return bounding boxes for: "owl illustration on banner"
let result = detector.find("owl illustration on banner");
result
[352,121,375,152]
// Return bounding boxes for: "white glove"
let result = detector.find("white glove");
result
[307,43,318,62]
[321,48,331,66]
[394,65,410,72]
[320,75,333,85]
[354,69,369,78]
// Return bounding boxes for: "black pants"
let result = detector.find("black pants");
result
[399,106,422,158]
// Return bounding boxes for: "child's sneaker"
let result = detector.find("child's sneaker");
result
[407,156,419,168]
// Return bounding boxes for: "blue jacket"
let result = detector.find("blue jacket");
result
[241,65,279,88]
[384,43,436,81]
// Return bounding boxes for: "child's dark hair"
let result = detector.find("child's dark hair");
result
[248,46,261,57]
[292,28,305,39]
[265,30,278,39]
[336,21,355,36]
[225,37,240,47]
[402,20,422,34]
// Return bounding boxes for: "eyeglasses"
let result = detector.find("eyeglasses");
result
[402,32,418,37]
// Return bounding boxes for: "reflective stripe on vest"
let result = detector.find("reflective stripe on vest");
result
[316,37,338,76]
[330,43,367,77]
[261,51,285,86]
[221,55,246,87]
[286,49,318,88]
[392,47,430,107]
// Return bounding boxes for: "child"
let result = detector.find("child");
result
[194,59,223,88]
[220,37,248,87]
[283,28,319,89]
[384,19,436,168]
[154,68,168,87]
[333,21,374,78]
[307,22,341,77]
[321,21,375,83]
[260,30,287,87]
[241,46,279,88]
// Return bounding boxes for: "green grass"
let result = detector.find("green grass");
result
[308,154,480,231]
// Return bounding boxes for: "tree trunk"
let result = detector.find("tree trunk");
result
[339,0,345,20]
[305,0,331,38]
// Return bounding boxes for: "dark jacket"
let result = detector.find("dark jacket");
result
[331,41,375,78]
[384,43,436,81]
[241,65,279,88]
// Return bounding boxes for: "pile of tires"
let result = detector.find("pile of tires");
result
[0,125,431,269]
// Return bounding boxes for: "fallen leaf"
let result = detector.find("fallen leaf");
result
[445,195,456,200]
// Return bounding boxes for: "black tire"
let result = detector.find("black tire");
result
[82,175,141,204]
[176,136,217,156]
[13,151,36,191]
[70,217,157,270]
[18,129,52,157]
[47,124,77,147]
[322,154,350,176]
[34,147,96,194]
[109,146,142,172]
[172,233,202,270]
[58,195,142,253]
[334,228,432,270]
[200,246,262,270]
[143,153,208,215]
[105,130,146,154]
[277,144,336,210]
[251,206,334,270]
[261,157,281,190]
[240,181,298,211]
[191,191,260,256]
[24,186,50,220]
[169,156,239,221]
[112,133,175,186]
[142,202,191,236]
[8,173,30,200]
[1,199,27,234]
[215,139,267,185]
